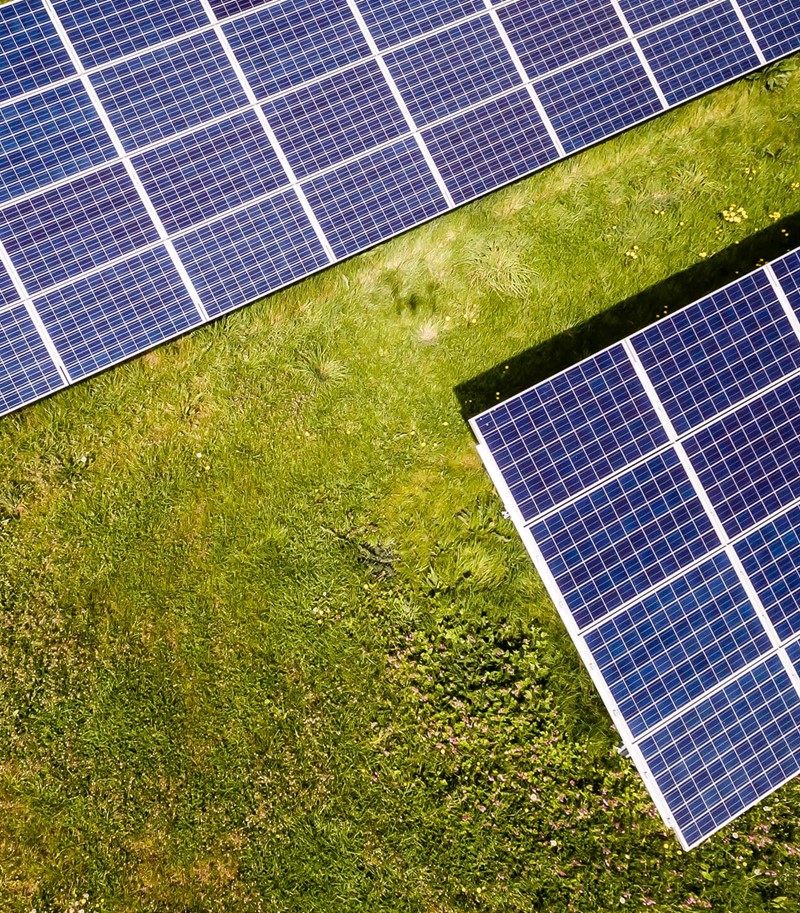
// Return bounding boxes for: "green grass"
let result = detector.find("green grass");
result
[2,63,800,912]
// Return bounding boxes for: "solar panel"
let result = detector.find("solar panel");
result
[0,0,798,418]
[471,247,800,848]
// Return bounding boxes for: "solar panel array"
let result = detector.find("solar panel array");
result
[471,247,800,849]
[0,0,798,415]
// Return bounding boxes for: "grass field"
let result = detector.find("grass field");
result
[2,61,800,912]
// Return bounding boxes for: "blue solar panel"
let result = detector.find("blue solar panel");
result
[91,31,249,153]
[384,15,521,127]
[0,261,20,309]
[422,88,559,205]
[0,0,74,104]
[222,0,370,100]
[34,246,201,379]
[0,81,115,205]
[631,270,800,436]
[683,374,800,540]
[355,0,484,50]
[174,192,329,319]
[472,342,668,522]
[210,0,264,19]
[0,162,160,295]
[133,110,288,234]
[736,505,800,643]
[638,654,800,849]
[772,249,800,312]
[304,137,448,259]
[617,0,708,33]
[262,60,408,181]
[0,304,64,413]
[585,552,772,738]
[638,4,761,106]
[739,0,800,62]
[533,448,719,629]
[497,0,627,80]
[536,43,663,155]
[52,0,208,69]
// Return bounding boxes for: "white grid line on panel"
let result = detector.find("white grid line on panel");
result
[342,0,456,208]
[766,262,800,343]
[197,0,336,262]
[40,0,211,323]
[0,237,71,383]
[479,0,567,157]
[729,0,768,64]
[607,0,669,108]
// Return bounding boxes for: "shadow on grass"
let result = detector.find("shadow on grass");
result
[455,211,800,422]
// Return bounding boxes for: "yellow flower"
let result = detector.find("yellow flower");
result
[770,211,781,221]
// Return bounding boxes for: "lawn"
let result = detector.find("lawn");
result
[1,61,800,912]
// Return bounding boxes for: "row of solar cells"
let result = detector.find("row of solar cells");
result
[0,0,796,419]
[473,249,800,846]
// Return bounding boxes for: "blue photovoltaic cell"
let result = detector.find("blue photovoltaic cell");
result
[585,552,771,738]
[638,3,760,106]
[739,0,800,62]
[422,88,558,205]
[0,260,19,308]
[473,343,668,522]
[222,0,370,100]
[0,161,159,295]
[631,270,800,436]
[355,0,484,50]
[133,110,288,235]
[91,31,249,153]
[304,137,447,260]
[639,655,800,849]
[210,0,264,19]
[0,0,74,104]
[617,0,709,33]
[536,43,663,154]
[384,15,521,127]
[772,249,800,312]
[35,245,201,379]
[533,448,719,629]
[173,191,329,319]
[52,0,208,69]
[0,304,63,413]
[683,374,800,540]
[0,81,114,205]
[262,60,408,181]
[497,0,627,80]
[736,505,800,643]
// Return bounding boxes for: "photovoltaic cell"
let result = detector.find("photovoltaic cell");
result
[536,43,663,155]
[638,3,760,106]
[532,448,719,629]
[210,0,264,20]
[34,245,201,379]
[133,110,288,234]
[683,374,800,540]
[0,0,74,104]
[222,0,370,101]
[91,31,249,153]
[173,191,329,319]
[0,260,20,308]
[304,137,447,259]
[0,81,115,205]
[638,655,800,850]
[772,249,800,312]
[52,0,208,69]
[422,89,559,205]
[738,0,800,62]
[0,161,159,295]
[631,269,800,436]
[497,0,627,80]
[617,0,709,33]
[585,552,771,738]
[472,342,668,522]
[384,15,521,127]
[355,0,484,50]
[0,304,63,413]
[262,60,408,181]
[736,505,800,643]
